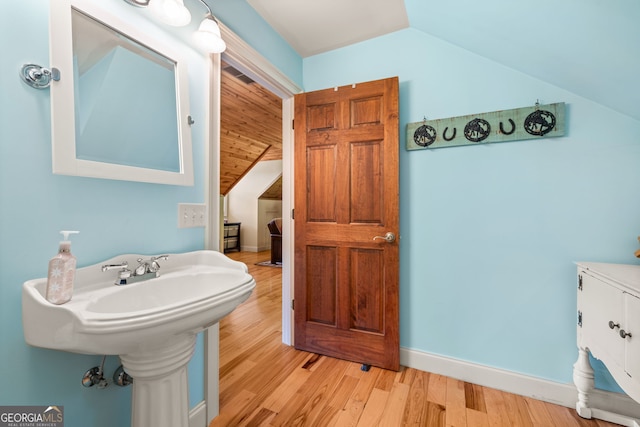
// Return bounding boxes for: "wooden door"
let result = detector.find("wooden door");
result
[294,77,400,371]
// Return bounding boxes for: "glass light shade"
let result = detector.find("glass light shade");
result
[124,0,151,6]
[149,0,191,26]
[194,18,226,53]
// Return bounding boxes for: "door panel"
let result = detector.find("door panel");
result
[306,245,337,326]
[351,97,382,125]
[348,248,384,333]
[580,272,623,369]
[350,140,383,223]
[294,77,400,371]
[307,102,337,131]
[624,292,640,379]
[306,145,338,222]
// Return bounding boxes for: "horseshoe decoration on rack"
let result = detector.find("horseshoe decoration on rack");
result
[443,127,456,141]
[405,102,565,151]
[499,118,516,135]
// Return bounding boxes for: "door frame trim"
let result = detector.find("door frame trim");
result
[204,21,302,424]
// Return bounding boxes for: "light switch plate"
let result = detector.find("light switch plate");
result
[178,203,207,228]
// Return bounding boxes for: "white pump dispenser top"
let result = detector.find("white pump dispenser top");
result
[60,230,79,240]
[58,230,79,252]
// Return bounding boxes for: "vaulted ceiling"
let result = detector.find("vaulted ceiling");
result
[245,0,639,122]
[246,0,409,57]
[219,62,282,196]
[218,0,638,196]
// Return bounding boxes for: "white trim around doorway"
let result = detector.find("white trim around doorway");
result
[203,21,302,425]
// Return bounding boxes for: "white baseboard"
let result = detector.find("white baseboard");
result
[400,347,640,421]
[189,401,207,427]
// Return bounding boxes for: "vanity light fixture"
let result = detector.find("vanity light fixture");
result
[122,0,226,53]
[123,0,151,7]
[193,0,226,53]
[148,0,191,27]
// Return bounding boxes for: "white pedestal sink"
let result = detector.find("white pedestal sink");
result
[22,250,255,427]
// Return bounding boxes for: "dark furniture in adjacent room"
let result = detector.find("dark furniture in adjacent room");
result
[223,222,241,253]
[267,218,282,264]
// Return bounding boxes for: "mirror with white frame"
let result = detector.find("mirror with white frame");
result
[49,0,194,185]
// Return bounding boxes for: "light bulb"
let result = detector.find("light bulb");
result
[194,17,227,53]
[149,0,191,27]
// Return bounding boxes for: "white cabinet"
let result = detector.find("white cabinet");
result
[574,262,640,425]
[626,294,640,381]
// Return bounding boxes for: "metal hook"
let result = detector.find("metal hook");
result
[499,118,516,135]
[443,127,456,141]
[20,64,60,89]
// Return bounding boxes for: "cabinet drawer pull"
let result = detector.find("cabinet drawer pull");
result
[609,321,620,329]
[620,329,632,339]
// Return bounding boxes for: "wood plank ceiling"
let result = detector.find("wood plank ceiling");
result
[220,62,283,196]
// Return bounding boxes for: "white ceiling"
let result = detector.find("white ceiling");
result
[245,0,640,121]
[246,0,410,58]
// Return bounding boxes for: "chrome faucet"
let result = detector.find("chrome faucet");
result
[102,255,169,286]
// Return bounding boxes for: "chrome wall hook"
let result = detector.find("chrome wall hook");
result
[20,64,60,89]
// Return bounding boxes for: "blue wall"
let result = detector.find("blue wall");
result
[4,0,638,423]
[0,1,300,426]
[213,0,302,86]
[304,28,640,392]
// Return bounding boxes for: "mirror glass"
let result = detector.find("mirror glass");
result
[72,9,180,172]
[50,0,194,185]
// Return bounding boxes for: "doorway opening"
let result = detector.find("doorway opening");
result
[214,49,299,344]
[200,24,302,422]
[203,27,301,424]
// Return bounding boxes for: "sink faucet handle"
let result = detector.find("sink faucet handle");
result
[149,255,169,272]
[134,258,148,275]
[102,261,129,272]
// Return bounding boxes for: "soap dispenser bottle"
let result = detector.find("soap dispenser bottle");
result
[45,230,79,305]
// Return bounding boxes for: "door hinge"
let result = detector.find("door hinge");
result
[291,209,295,219]
[292,119,295,130]
[291,299,295,310]
[578,310,582,327]
[578,274,583,291]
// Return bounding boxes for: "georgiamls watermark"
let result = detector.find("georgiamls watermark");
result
[0,406,63,427]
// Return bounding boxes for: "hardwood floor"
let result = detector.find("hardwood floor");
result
[212,251,620,427]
